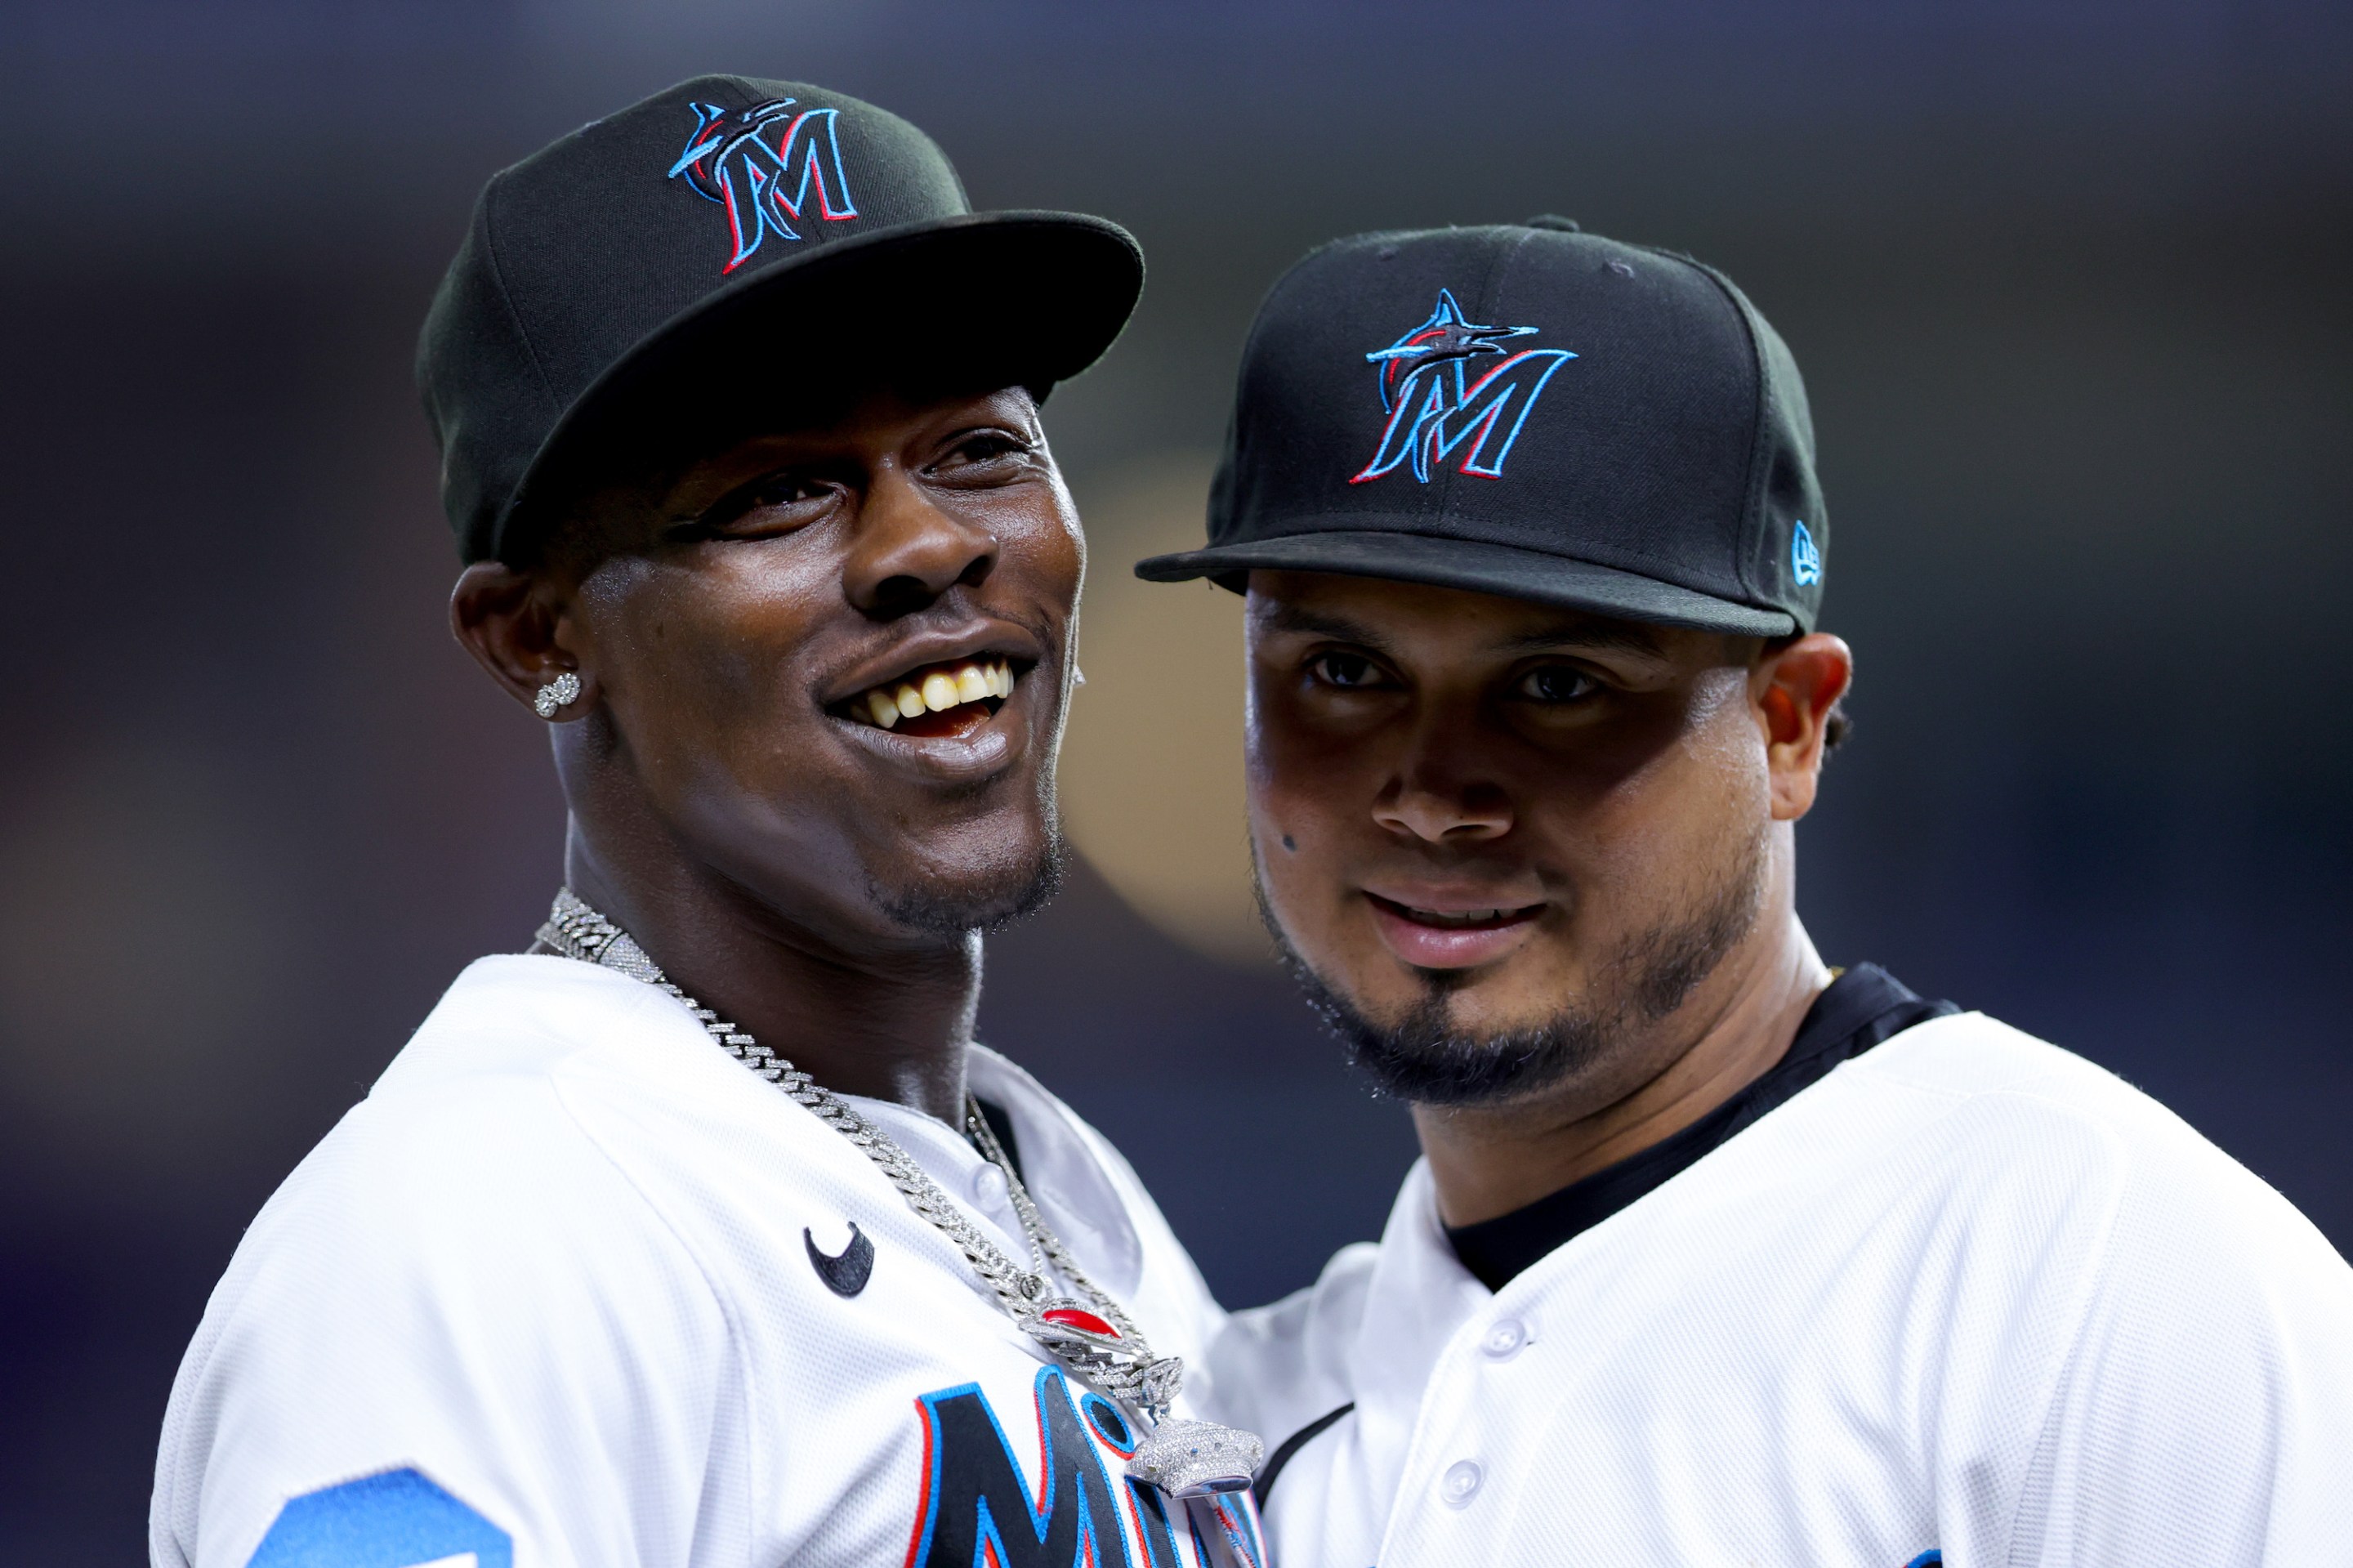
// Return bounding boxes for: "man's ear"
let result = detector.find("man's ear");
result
[450,561,594,721]
[1754,632,1853,822]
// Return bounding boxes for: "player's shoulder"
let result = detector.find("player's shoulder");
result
[155,958,744,1568]
[1845,1010,2344,1275]
[203,958,724,1336]
[1852,1008,2239,1168]
[368,950,690,1103]
[1846,1007,2134,1102]
[276,955,696,1201]
[1869,1017,2353,1509]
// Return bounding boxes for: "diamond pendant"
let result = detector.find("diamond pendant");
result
[1024,1298,1129,1356]
[1125,1416,1266,1499]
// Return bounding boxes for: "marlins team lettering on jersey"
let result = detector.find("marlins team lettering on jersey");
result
[909,1369,1261,1567]
[152,957,1252,1568]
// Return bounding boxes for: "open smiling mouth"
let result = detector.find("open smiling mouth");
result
[836,657,1020,740]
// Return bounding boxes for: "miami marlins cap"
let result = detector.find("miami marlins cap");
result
[1136,219,1825,636]
[421,75,1144,564]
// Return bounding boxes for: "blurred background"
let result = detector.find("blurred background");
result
[2,0,2349,1555]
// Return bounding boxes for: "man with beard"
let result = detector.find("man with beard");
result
[152,78,1266,1568]
[1140,218,2353,1566]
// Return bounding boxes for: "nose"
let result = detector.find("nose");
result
[843,464,998,616]
[1372,726,1515,844]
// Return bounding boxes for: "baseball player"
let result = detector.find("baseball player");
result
[151,77,1268,1568]
[1139,219,2353,1565]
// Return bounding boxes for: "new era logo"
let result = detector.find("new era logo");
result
[1792,519,1822,587]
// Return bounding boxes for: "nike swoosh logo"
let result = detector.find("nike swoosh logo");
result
[805,1221,874,1298]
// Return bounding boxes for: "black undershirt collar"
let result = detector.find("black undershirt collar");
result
[1443,964,1958,1293]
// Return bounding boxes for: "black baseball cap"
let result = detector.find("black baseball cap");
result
[420,75,1145,564]
[1136,219,1825,636]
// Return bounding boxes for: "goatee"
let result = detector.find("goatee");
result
[873,829,1067,939]
[1262,829,1766,1107]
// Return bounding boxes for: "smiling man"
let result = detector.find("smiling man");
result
[150,78,1266,1568]
[1141,220,2353,1566]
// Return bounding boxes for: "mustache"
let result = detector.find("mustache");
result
[1248,829,1767,1107]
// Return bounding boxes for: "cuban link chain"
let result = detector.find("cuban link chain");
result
[536,889,1261,1497]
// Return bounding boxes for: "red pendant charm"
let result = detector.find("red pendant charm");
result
[1038,1306,1120,1339]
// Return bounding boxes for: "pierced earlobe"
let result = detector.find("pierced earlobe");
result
[533,670,583,719]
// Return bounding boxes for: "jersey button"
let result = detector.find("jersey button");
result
[1440,1459,1483,1508]
[971,1162,1011,1208]
[1480,1318,1527,1360]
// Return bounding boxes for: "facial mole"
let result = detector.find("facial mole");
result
[1282,834,1297,851]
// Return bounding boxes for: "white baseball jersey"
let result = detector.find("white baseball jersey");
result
[1203,1011,2353,1567]
[153,954,1257,1568]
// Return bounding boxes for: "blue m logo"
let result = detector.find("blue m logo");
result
[668,99,859,273]
[1350,289,1576,485]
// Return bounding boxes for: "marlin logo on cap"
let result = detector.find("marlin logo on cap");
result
[1350,289,1576,485]
[668,98,860,274]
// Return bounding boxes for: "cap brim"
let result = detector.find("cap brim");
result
[1135,531,1797,637]
[498,210,1143,560]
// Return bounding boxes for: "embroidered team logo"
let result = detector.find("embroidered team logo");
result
[668,98,859,273]
[1350,288,1577,485]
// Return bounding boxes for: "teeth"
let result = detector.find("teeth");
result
[852,659,1017,729]
[1413,907,1508,927]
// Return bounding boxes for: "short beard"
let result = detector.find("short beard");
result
[871,827,1067,940]
[1261,829,1767,1107]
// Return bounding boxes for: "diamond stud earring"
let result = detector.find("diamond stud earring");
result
[533,670,583,718]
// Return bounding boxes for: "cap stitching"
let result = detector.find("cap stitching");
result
[476,176,562,419]
[1225,231,1431,544]
[1217,247,1347,543]
[1651,249,1775,614]
[472,172,566,556]
[1435,230,1538,525]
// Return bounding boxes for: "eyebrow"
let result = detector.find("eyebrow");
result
[1253,601,1392,649]
[1253,599,1668,659]
[1495,621,1667,658]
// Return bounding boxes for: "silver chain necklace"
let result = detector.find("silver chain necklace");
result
[536,889,1262,1499]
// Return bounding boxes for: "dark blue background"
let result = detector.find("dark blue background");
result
[0,1,2347,1557]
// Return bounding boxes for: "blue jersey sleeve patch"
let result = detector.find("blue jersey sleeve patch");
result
[246,1467,513,1568]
